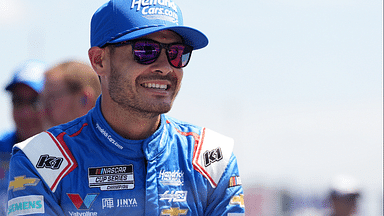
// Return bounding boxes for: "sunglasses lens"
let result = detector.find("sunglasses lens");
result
[168,44,192,68]
[133,41,161,64]
[131,40,192,68]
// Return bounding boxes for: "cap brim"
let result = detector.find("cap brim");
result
[107,26,208,50]
[5,81,41,93]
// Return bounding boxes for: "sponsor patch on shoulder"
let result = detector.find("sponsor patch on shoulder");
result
[193,128,234,188]
[229,176,242,187]
[229,194,245,208]
[203,147,223,167]
[8,176,40,192]
[14,131,77,193]
[88,165,134,191]
[8,195,44,216]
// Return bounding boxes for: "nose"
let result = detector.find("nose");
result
[152,49,173,75]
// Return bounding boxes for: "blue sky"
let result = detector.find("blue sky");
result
[0,0,382,214]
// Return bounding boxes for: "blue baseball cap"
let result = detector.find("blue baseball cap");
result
[90,0,208,50]
[5,59,48,93]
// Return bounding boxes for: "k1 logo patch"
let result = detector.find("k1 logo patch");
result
[203,147,223,167]
[36,154,63,170]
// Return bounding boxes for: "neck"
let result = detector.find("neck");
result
[100,95,161,140]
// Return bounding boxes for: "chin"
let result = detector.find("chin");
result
[139,103,173,117]
[153,102,173,113]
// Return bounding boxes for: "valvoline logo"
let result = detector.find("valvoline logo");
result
[67,193,99,210]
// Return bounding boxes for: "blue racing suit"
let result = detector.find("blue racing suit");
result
[1,131,17,215]
[7,97,245,215]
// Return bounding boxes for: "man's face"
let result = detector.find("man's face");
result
[106,30,184,117]
[11,84,43,141]
[41,76,81,129]
[332,194,359,216]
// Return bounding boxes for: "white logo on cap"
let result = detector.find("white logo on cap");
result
[131,0,177,12]
[131,0,179,23]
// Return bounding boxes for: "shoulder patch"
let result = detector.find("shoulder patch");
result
[193,128,234,188]
[14,131,77,192]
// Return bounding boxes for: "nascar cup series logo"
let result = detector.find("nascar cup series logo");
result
[131,0,179,23]
[88,165,134,191]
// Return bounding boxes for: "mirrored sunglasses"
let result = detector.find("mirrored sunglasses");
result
[111,39,193,68]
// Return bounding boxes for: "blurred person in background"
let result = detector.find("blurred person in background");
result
[291,175,362,216]
[0,59,47,215]
[41,60,101,130]
[0,59,47,151]
[328,175,361,216]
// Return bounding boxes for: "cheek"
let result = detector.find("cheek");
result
[13,107,36,117]
[175,70,183,86]
[110,58,138,84]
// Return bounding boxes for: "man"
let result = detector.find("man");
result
[0,59,47,153]
[0,59,47,215]
[41,60,101,130]
[328,175,361,216]
[8,0,245,215]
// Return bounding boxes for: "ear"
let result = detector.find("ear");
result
[88,46,109,76]
[79,86,97,109]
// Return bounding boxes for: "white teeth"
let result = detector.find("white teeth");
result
[143,83,168,90]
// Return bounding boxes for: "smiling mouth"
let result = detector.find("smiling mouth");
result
[142,83,169,90]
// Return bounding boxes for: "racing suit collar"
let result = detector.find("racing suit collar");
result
[90,95,168,161]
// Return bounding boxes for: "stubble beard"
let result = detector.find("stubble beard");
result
[108,62,178,119]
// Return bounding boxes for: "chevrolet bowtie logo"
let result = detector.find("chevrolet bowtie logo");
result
[161,207,188,216]
[230,194,245,208]
[8,176,40,191]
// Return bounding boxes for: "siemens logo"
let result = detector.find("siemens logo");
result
[8,195,44,216]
